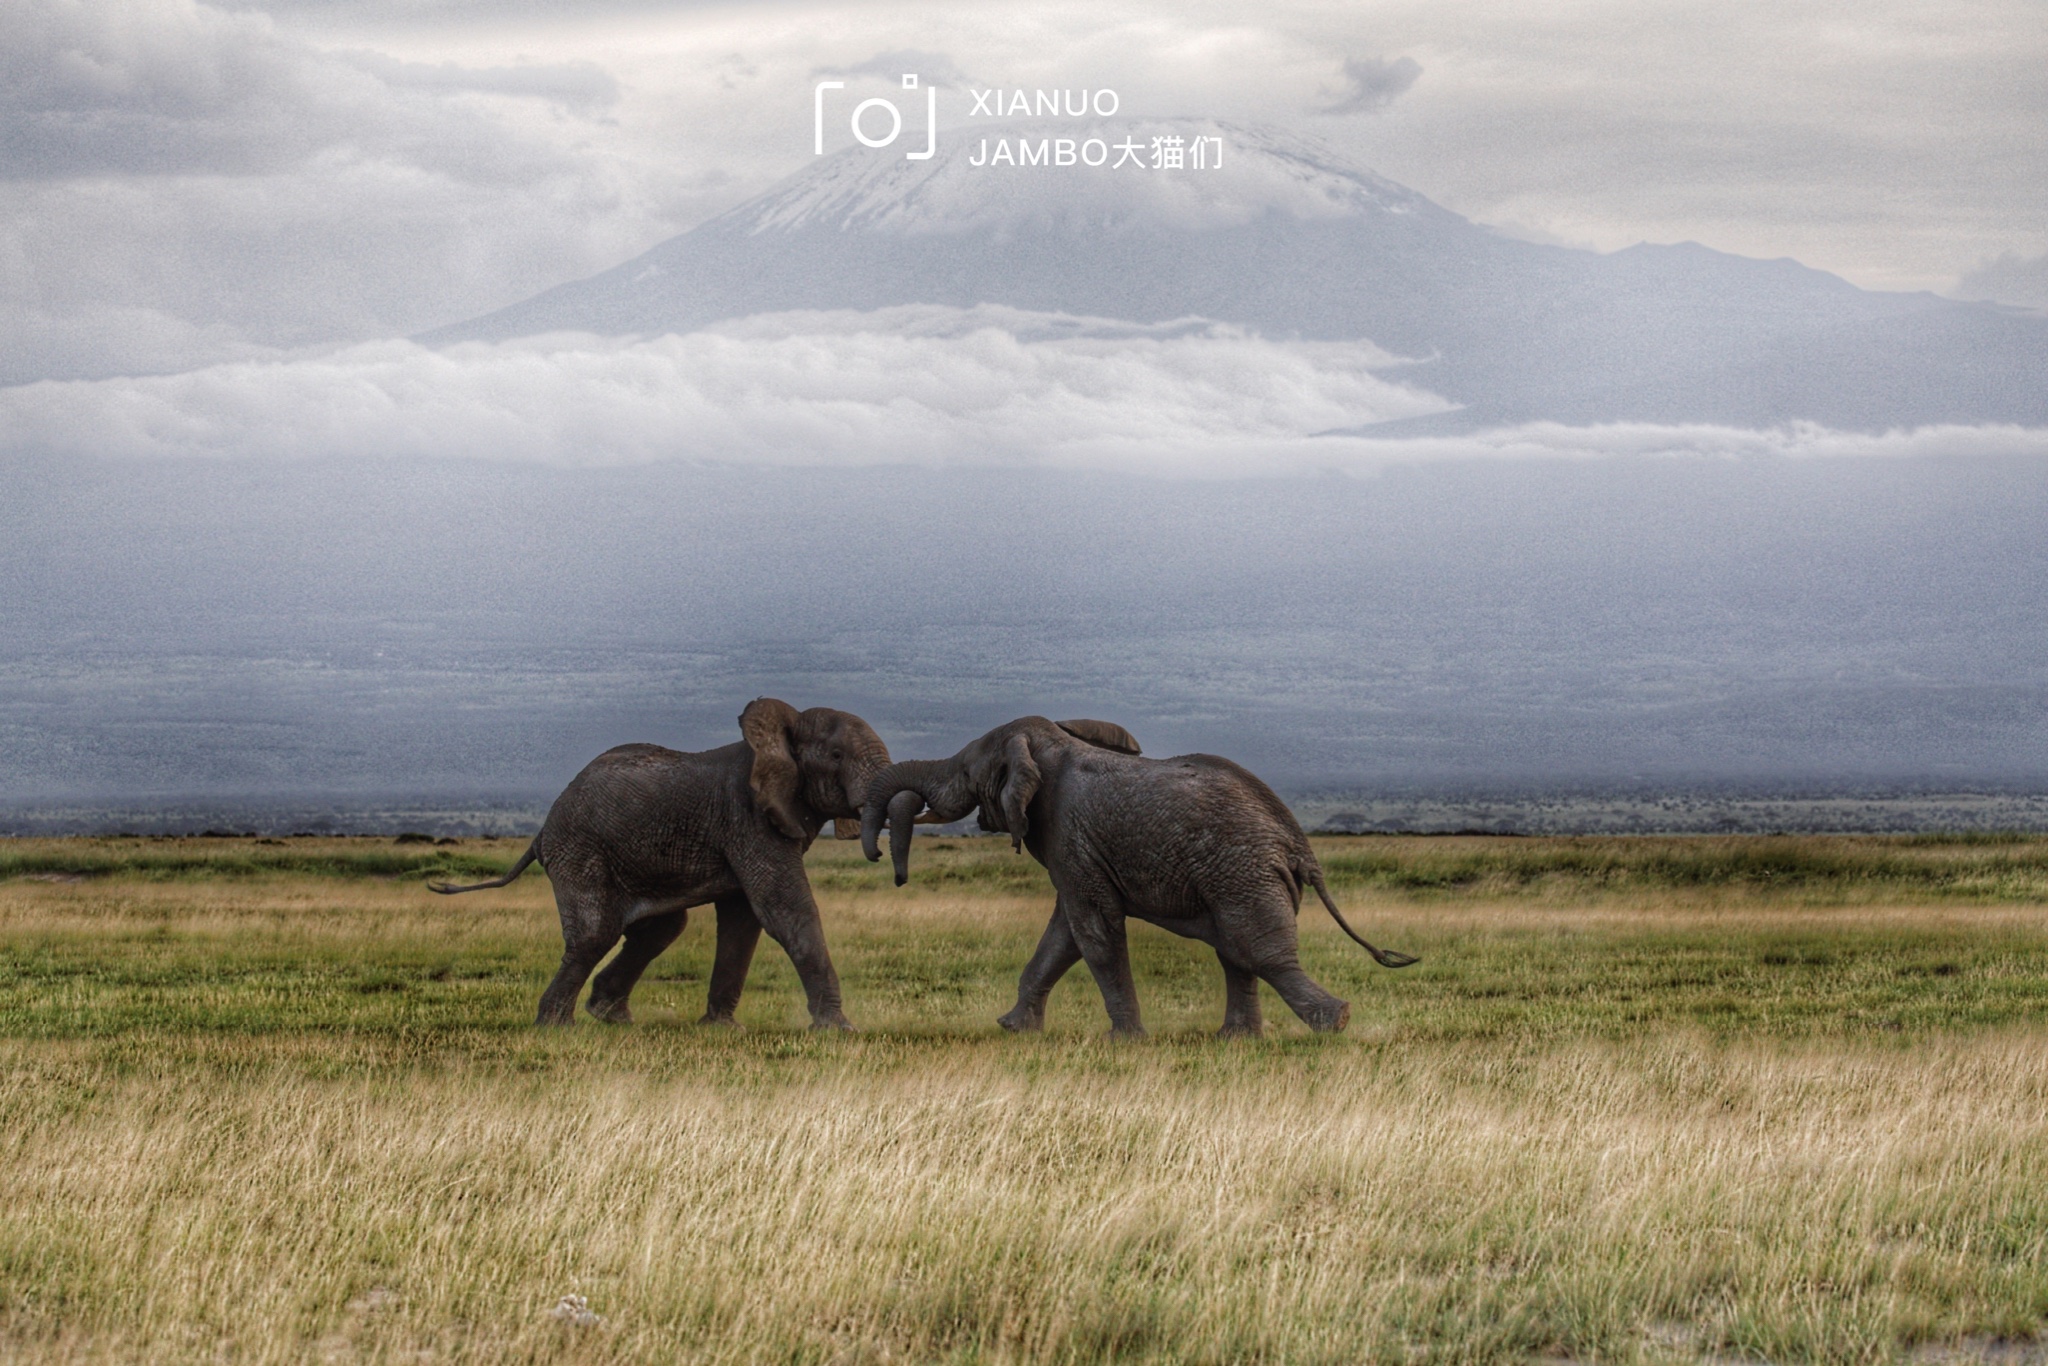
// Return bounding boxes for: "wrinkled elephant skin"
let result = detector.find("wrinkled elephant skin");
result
[433,699,891,1029]
[864,718,1416,1037]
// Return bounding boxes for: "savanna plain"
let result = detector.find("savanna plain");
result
[2,833,2045,1365]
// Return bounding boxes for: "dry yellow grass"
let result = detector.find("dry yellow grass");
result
[1,835,2044,1364]
[6,1033,2045,1364]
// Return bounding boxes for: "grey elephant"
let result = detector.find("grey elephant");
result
[861,717,1417,1037]
[430,698,892,1029]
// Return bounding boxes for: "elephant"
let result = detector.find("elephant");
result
[860,717,1417,1038]
[430,698,892,1029]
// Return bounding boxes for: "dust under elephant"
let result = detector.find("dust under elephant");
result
[861,717,1417,1038]
[430,698,892,1028]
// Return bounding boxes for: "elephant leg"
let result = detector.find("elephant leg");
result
[999,901,1083,1032]
[1218,959,1265,1038]
[1217,895,1350,1034]
[1259,961,1350,1033]
[1062,892,1145,1038]
[586,909,688,1023]
[538,883,620,1026]
[702,894,764,1025]
[740,860,853,1031]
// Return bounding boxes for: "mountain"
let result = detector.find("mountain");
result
[421,120,2048,431]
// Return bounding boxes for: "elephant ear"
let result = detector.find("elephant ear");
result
[739,697,807,840]
[997,731,1042,853]
[1057,718,1141,755]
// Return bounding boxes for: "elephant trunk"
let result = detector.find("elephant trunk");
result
[886,789,923,886]
[860,758,965,878]
[859,798,889,864]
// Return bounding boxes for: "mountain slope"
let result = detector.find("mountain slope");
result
[421,121,2047,430]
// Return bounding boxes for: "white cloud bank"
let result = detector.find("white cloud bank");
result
[3,306,2043,477]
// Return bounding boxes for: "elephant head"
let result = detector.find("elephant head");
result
[740,697,894,841]
[860,717,1139,883]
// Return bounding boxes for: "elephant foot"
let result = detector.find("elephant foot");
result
[534,1008,577,1027]
[1306,1000,1351,1034]
[1216,1021,1263,1039]
[808,1012,856,1032]
[1106,1024,1148,1040]
[585,998,632,1025]
[698,1010,739,1027]
[997,1005,1045,1033]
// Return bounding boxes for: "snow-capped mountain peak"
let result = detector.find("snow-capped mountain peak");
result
[421,120,2048,432]
[723,119,1441,236]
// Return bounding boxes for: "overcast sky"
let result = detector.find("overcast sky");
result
[5,0,2045,383]
[5,0,2045,811]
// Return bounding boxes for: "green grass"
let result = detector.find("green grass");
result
[1311,835,2048,901]
[1,835,2045,1364]
[5,835,2044,1045]
[13,831,2048,900]
[0,834,520,882]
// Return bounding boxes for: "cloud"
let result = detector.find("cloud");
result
[0,307,1449,470]
[4,305,2042,476]
[0,156,660,381]
[813,49,972,89]
[0,0,685,380]
[1316,55,1421,115]
[338,52,621,113]
[0,0,324,178]
[0,0,622,182]
[5,1,2045,391]
[1320,419,2048,468]
[0,302,275,384]
[1955,251,2048,310]
[1295,3,2047,293]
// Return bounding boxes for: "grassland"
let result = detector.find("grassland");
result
[1,834,2045,1364]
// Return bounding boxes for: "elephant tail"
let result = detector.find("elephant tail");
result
[428,836,542,894]
[1302,864,1419,968]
